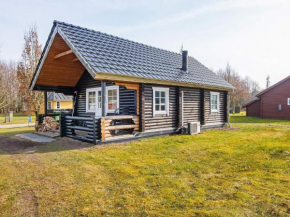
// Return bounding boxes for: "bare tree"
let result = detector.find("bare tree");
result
[17,25,43,113]
[217,63,260,111]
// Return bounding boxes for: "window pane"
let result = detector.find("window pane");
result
[161,91,165,97]
[107,89,117,111]
[161,97,165,103]
[88,92,96,110]
[155,98,160,104]
[98,91,101,108]
[156,91,160,97]
[155,105,159,111]
[161,105,165,111]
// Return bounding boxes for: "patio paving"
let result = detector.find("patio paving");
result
[16,133,55,143]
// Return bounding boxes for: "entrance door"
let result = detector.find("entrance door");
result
[95,89,102,116]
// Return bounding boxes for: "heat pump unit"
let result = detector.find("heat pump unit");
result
[188,122,200,135]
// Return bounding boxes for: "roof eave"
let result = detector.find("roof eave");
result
[95,72,234,91]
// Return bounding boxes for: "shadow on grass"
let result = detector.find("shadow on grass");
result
[0,136,93,155]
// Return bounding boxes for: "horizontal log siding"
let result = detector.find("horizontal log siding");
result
[119,87,136,115]
[180,87,201,125]
[204,90,226,124]
[143,84,178,131]
[60,114,101,143]
[74,71,136,116]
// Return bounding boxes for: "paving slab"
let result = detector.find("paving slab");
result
[16,133,55,143]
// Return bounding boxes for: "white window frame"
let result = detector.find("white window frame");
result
[288,98,290,105]
[86,86,119,114]
[152,87,170,117]
[106,85,119,113]
[47,101,52,109]
[210,92,220,113]
[86,88,98,113]
[56,101,61,109]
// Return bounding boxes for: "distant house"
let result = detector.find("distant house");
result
[29,21,233,143]
[243,76,290,119]
[47,92,73,112]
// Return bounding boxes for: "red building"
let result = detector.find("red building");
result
[243,76,290,119]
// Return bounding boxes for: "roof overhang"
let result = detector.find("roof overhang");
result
[30,23,95,91]
[95,72,234,91]
[242,98,260,108]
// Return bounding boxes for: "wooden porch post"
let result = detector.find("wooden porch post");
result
[44,90,48,115]
[101,81,106,117]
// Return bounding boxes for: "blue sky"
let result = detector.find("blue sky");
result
[1,0,290,87]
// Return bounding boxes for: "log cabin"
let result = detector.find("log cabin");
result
[243,76,290,119]
[30,21,234,144]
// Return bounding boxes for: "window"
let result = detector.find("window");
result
[288,98,290,105]
[210,92,220,112]
[47,101,52,109]
[106,86,119,113]
[87,91,96,112]
[97,91,102,109]
[152,87,169,116]
[86,86,119,114]
[56,101,61,109]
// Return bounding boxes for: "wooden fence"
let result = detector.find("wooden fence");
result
[60,114,101,144]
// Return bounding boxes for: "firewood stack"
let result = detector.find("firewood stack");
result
[41,116,59,132]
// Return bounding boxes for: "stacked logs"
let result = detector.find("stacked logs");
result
[35,116,59,132]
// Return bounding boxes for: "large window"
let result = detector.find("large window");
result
[56,101,61,109]
[152,87,169,116]
[86,86,119,114]
[47,101,52,109]
[210,92,220,112]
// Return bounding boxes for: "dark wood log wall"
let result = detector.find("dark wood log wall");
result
[74,71,136,116]
[180,87,201,125]
[143,84,178,131]
[204,90,226,124]
[142,84,227,132]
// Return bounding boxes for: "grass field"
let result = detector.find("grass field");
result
[0,113,36,125]
[0,114,289,216]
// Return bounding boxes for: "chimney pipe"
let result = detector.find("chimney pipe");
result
[182,50,188,72]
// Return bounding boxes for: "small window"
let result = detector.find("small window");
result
[107,89,118,111]
[152,87,169,116]
[88,91,96,112]
[288,98,290,105]
[56,101,61,109]
[47,101,52,109]
[97,91,102,109]
[210,92,220,112]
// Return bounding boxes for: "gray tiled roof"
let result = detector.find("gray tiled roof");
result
[47,92,73,101]
[37,21,234,90]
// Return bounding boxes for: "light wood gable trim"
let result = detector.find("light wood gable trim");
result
[95,72,233,92]
[30,26,58,90]
[57,27,96,79]
[114,81,140,115]
[54,50,73,59]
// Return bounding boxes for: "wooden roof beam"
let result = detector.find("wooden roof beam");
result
[54,50,73,59]
[73,57,79,62]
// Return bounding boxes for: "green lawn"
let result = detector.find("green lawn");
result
[0,113,36,125]
[0,114,290,216]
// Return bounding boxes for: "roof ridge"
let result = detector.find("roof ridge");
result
[54,20,187,57]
